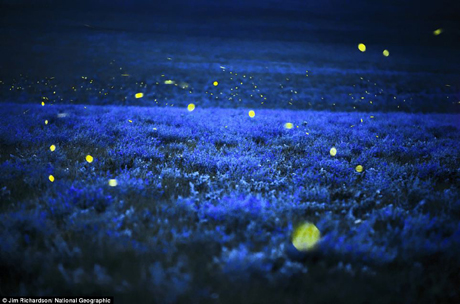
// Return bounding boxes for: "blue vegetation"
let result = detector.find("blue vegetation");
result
[1,2,460,302]
[1,103,459,302]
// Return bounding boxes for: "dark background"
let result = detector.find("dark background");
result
[2,0,460,28]
[1,0,459,16]
[1,0,459,112]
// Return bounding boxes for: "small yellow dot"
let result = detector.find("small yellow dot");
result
[383,49,390,57]
[128,120,132,123]
[284,123,293,129]
[355,165,363,173]
[292,222,321,251]
[213,81,219,86]
[358,43,366,52]
[108,179,118,187]
[41,102,45,106]
[86,155,94,163]
[49,175,55,182]
[135,92,144,98]
[330,147,337,156]
[433,28,443,36]
[45,120,48,125]
[248,110,255,118]
[187,103,195,112]
[50,145,56,152]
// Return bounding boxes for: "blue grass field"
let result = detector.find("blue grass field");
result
[1,102,459,302]
[1,4,460,303]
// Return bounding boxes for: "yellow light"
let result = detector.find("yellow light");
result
[108,179,118,187]
[433,28,443,36]
[49,175,55,182]
[284,123,293,129]
[128,120,132,123]
[292,222,321,251]
[383,49,390,57]
[355,165,363,173]
[330,147,337,156]
[248,110,255,118]
[41,102,45,106]
[187,103,195,112]
[358,43,366,52]
[86,155,94,163]
[45,120,48,125]
[213,81,219,86]
[164,80,175,85]
[135,92,144,98]
[50,145,56,152]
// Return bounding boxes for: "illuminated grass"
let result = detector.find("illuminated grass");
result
[0,103,459,302]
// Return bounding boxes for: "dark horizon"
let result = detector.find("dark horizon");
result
[1,0,460,19]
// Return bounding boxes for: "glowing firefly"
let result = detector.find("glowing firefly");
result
[292,222,321,251]
[330,147,337,156]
